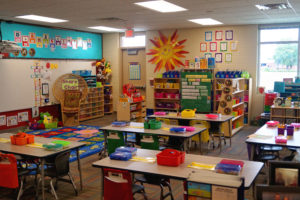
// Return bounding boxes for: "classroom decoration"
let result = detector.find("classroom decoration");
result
[129,62,141,80]
[7,115,18,126]
[147,30,189,72]
[93,58,112,84]
[225,30,233,40]
[0,21,102,59]
[0,115,6,126]
[181,71,213,112]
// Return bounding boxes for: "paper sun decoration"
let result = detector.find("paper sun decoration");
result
[147,30,189,72]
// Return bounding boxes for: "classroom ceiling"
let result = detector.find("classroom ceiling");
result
[1,0,300,33]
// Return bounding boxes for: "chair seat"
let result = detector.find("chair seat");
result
[135,174,169,186]
[260,145,282,152]
[258,154,277,161]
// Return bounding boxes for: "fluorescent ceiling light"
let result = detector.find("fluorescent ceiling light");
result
[15,15,68,23]
[88,26,123,32]
[189,18,223,25]
[255,3,291,11]
[134,0,187,13]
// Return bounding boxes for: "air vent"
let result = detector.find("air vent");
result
[96,17,126,22]
[255,3,292,11]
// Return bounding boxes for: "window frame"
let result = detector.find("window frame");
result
[257,24,300,91]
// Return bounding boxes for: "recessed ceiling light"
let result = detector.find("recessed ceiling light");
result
[188,18,223,25]
[134,0,187,13]
[255,3,292,11]
[88,26,123,32]
[15,15,68,23]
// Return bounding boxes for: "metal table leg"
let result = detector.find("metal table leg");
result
[40,158,45,200]
[76,148,83,191]
[100,168,104,200]
[198,132,202,154]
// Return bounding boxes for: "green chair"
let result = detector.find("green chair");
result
[141,134,159,150]
[107,131,125,155]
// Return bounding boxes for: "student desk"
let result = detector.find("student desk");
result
[100,122,206,154]
[246,124,300,160]
[0,133,85,200]
[149,114,234,152]
[92,149,264,198]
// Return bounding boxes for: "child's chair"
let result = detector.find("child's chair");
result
[0,153,31,200]
[103,168,147,200]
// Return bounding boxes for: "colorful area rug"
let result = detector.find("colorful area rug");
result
[26,125,104,162]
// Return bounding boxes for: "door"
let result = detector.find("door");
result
[122,49,146,96]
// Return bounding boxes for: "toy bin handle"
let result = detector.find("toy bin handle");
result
[162,149,180,156]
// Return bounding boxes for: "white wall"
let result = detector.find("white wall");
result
[0,59,94,112]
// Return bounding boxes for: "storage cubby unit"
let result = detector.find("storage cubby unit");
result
[271,106,300,123]
[215,78,246,136]
[154,78,181,112]
[117,100,146,122]
[79,87,104,121]
[104,85,113,114]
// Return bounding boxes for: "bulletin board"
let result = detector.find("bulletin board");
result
[181,71,213,112]
[0,21,102,59]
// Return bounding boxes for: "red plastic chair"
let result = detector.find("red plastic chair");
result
[103,168,147,200]
[0,153,30,200]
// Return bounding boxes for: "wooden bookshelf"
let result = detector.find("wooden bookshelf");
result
[154,77,181,112]
[215,78,246,137]
[271,106,300,124]
[79,87,104,121]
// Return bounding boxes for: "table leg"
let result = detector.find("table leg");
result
[40,158,45,200]
[198,132,202,154]
[100,168,104,200]
[219,133,222,153]
[76,148,83,191]
[103,130,108,156]
[183,139,189,153]
[250,144,255,161]
[228,120,232,146]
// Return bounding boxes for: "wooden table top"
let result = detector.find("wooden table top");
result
[92,149,263,189]
[0,133,85,158]
[100,122,206,138]
[148,114,233,122]
[246,124,300,148]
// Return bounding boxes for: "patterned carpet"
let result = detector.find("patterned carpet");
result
[26,125,104,162]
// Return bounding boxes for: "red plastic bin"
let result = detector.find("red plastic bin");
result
[156,149,185,167]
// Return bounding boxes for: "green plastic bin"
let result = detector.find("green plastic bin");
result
[107,131,125,155]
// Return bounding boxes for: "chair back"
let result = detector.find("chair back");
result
[63,90,82,112]
[55,151,70,177]
[103,168,133,200]
[0,153,19,188]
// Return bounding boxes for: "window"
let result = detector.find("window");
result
[120,35,145,48]
[258,25,299,91]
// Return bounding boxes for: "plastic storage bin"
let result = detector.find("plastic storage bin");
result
[156,149,185,166]
[215,163,241,175]
[115,146,137,155]
[109,151,132,161]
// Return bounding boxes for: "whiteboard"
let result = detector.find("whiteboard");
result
[0,59,95,112]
